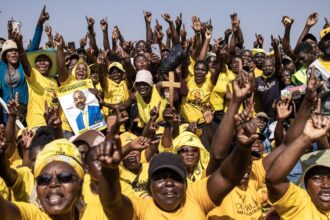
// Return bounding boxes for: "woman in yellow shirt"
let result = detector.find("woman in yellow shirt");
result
[0,139,103,220]
[94,109,258,220]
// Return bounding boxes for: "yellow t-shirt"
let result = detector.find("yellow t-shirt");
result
[26,68,58,129]
[271,182,330,219]
[136,86,167,127]
[130,177,215,220]
[181,71,214,123]
[103,78,130,116]
[254,67,263,78]
[209,68,236,112]
[207,159,266,220]
[81,174,134,220]
[119,163,149,198]
[0,177,11,200]
[9,147,23,168]
[319,59,330,73]
[11,166,34,202]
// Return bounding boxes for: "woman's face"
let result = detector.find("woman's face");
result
[194,62,208,84]
[134,55,149,71]
[207,56,217,73]
[36,161,81,216]
[5,49,19,65]
[135,41,147,54]
[75,63,88,80]
[150,168,186,212]
[35,55,52,75]
[109,67,124,84]
[230,57,241,74]
[136,82,152,97]
[177,146,200,169]
[123,150,141,172]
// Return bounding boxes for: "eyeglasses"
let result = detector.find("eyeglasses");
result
[36,172,77,186]
[178,147,199,154]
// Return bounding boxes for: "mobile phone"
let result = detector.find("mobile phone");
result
[12,21,22,33]
[68,41,76,52]
[151,44,161,57]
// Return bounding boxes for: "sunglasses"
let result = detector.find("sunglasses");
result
[178,147,199,154]
[36,172,77,186]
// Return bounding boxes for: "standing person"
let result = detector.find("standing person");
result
[0,40,28,124]
[12,31,58,129]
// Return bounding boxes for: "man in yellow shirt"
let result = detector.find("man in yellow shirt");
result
[266,113,330,219]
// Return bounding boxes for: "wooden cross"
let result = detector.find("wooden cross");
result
[162,71,181,108]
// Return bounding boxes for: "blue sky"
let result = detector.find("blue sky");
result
[0,0,329,50]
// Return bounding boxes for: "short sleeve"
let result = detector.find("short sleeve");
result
[187,177,216,214]
[13,202,49,220]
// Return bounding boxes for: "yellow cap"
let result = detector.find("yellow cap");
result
[320,27,330,40]
[108,62,125,72]
[252,48,266,57]
[34,139,84,179]
[119,132,137,147]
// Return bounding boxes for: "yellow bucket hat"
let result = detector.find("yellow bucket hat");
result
[34,138,84,179]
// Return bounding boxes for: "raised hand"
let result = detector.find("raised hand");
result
[11,29,22,44]
[122,41,135,54]
[85,16,95,29]
[232,60,252,101]
[271,35,280,49]
[96,139,122,169]
[306,66,323,102]
[112,26,119,41]
[45,24,52,36]
[161,13,173,24]
[143,11,152,23]
[281,16,294,28]
[7,92,19,116]
[44,100,62,129]
[205,27,212,40]
[224,28,232,38]
[166,27,172,38]
[21,128,35,150]
[97,49,109,64]
[150,101,161,120]
[230,13,240,31]
[163,105,180,126]
[100,17,108,31]
[191,16,202,33]
[234,111,259,148]
[80,35,87,48]
[115,106,129,126]
[202,104,215,124]
[276,97,293,120]
[175,13,182,28]
[54,33,64,47]
[130,136,151,151]
[306,12,318,27]
[38,5,50,26]
[180,24,187,38]
[303,113,330,141]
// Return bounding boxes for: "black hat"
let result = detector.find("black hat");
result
[148,152,186,180]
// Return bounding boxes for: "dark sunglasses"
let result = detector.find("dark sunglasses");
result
[36,172,77,186]
[178,147,199,154]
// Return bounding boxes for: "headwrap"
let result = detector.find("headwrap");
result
[34,138,84,179]
[71,59,91,80]
[172,131,210,183]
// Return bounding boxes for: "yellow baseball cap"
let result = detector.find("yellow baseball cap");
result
[108,62,125,72]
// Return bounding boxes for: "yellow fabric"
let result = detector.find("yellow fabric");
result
[319,59,330,73]
[320,27,330,40]
[11,166,34,202]
[9,147,23,168]
[13,200,107,220]
[291,66,308,85]
[207,159,266,220]
[181,71,213,123]
[70,60,91,79]
[81,174,134,220]
[254,67,263,78]
[252,48,266,57]
[25,68,58,128]
[34,139,84,179]
[130,177,215,220]
[119,162,149,198]
[271,182,330,219]
[172,131,210,183]
[103,78,130,116]
[0,177,11,200]
[136,85,167,127]
[210,68,235,112]
[120,131,137,147]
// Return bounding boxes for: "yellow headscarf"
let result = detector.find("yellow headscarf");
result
[34,139,84,179]
[71,59,91,80]
[172,131,210,183]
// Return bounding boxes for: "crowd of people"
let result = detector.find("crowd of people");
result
[0,5,330,220]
